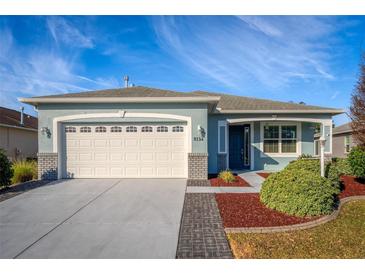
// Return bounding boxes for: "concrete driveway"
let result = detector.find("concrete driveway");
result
[0,178,186,259]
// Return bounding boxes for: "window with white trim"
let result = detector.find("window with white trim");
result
[157,126,168,132]
[172,126,184,132]
[218,121,227,153]
[65,126,76,133]
[126,126,137,132]
[314,139,320,156]
[345,135,351,153]
[263,124,297,154]
[111,126,122,132]
[80,126,91,133]
[142,126,153,132]
[95,126,106,133]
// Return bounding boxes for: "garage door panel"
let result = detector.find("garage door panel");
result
[110,139,123,148]
[125,167,139,177]
[125,139,138,147]
[140,152,154,161]
[172,152,185,161]
[156,152,169,161]
[110,153,124,161]
[79,153,93,161]
[140,167,154,177]
[64,124,187,178]
[125,152,138,161]
[94,139,108,148]
[79,139,92,148]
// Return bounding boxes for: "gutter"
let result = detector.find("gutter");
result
[0,123,38,132]
[18,96,221,106]
[216,109,344,114]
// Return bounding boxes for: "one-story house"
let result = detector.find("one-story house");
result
[19,86,343,180]
[0,106,38,160]
[332,122,358,158]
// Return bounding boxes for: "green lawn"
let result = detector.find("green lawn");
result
[228,200,365,259]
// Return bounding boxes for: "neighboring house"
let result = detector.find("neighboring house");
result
[332,122,358,158]
[19,86,343,180]
[0,106,38,160]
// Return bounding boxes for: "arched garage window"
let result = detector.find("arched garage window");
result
[80,126,91,133]
[142,126,153,132]
[172,126,184,132]
[111,126,122,132]
[157,126,168,132]
[65,126,76,133]
[95,126,107,133]
[126,126,137,132]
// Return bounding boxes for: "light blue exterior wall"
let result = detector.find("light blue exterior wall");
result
[37,101,333,175]
[37,103,208,153]
[207,113,332,173]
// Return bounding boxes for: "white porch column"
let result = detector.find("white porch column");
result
[319,136,326,177]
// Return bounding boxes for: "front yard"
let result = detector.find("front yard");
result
[227,200,365,259]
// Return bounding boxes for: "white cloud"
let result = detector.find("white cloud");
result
[152,16,339,90]
[0,26,117,114]
[47,16,94,49]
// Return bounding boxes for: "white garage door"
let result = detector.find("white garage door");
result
[63,124,187,178]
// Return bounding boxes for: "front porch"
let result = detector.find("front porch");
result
[215,116,333,175]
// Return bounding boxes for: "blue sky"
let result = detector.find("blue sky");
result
[0,16,364,125]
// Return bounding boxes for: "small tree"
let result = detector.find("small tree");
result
[350,55,365,146]
[0,149,13,187]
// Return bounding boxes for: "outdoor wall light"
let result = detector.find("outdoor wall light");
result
[197,125,206,138]
[41,127,51,138]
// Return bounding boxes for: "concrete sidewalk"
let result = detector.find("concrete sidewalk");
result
[186,171,265,193]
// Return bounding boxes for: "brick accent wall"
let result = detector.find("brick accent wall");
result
[188,153,208,179]
[37,153,58,180]
[217,153,227,172]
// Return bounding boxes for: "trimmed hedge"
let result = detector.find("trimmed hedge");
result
[348,146,365,178]
[0,149,13,187]
[326,158,352,183]
[284,158,320,174]
[260,169,340,217]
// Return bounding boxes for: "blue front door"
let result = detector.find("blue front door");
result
[229,125,250,170]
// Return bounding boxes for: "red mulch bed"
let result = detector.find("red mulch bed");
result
[210,176,251,187]
[256,172,271,179]
[339,175,365,199]
[216,193,319,228]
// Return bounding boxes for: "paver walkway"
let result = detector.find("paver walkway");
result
[176,193,233,259]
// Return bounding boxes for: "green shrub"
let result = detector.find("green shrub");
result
[284,158,320,175]
[298,154,314,159]
[0,149,13,187]
[260,169,340,217]
[326,158,353,182]
[218,170,235,183]
[11,160,38,184]
[348,146,365,178]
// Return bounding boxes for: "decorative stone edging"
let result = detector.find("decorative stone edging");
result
[225,196,365,234]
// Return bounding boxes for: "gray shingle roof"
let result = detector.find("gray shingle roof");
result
[33,86,206,98]
[26,86,342,113]
[333,122,352,135]
[191,91,340,112]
